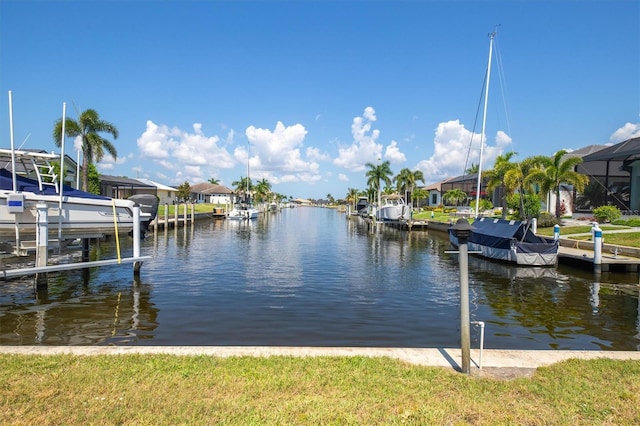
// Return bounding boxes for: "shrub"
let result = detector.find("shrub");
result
[536,212,560,228]
[592,205,621,223]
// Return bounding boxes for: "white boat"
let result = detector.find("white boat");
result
[227,204,259,220]
[375,194,411,221]
[0,149,151,245]
[448,32,558,266]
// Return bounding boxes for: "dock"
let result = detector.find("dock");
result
[358,216,640,274]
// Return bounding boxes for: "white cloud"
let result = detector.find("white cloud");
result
[610,122,640,143]
[416,120,506,184]
[306,146,331,162]
[338,173,348,182]
[333,107,407,172]
[384,140,406,164]
[136,120,235,184]
[333,107,383,172]
[240,121,321,184]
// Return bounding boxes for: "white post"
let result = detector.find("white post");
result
[8,91,17,192]
[133,206,140,257]
[593,225,602,266]
[553,224,560,241]
[58,102,66,245]
[35,204,49,288]
[531,218,537,234]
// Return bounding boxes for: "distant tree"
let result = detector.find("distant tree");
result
[394,168,425,207]
[177,181,191,202]
[412,187,428,208]
[465,163,480,174]
[443,189,467,206]
[346,188,359,209]
[365,160,393,208]
[208,178,220,185]
[485,151,518,218]
[254,178,272,202]
[87,163,101,195]
[232,176,253,201]
[528,150,589,218]
[53,108,118,192]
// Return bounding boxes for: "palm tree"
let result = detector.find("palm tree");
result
[503,155,547,219]
[465,163,480,174]
[232,176,253,202]
[394,168,425,207]
[365,160,393,211]
[528,150,589,218]
[485,151,518,218]
[208,178,220,185]
[346,188,360,210]
[53,108,118,192]
[254,178,272,203]
[412,187,428,209]
[443,189,468,206]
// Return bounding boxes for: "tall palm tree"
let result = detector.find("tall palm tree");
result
[503,155,547,219]
[53,109,118,192]
[484,151,518,218]
[394,168,425,207]
[232,176,253,202]
[365,160,393,210]
[254,178,272,203]
[208,178,220,185]
[528,150,589,218]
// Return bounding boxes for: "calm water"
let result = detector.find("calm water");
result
[1,207,639,350]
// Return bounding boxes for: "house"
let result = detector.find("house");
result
[135,178,178,205]
[423,177,454,207]
[189,182,234,205]
[99,175,156,199]
[578,137,640,213]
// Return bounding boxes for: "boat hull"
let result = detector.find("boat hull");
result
[449,218,559,267]
[1,191,137,241]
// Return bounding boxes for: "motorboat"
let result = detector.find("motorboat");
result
[227,204,259,220]
[0,149,153,246]
[375,194,411,221]
[355,196,368,216]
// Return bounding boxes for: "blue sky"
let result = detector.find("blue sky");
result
[1,1,638,200]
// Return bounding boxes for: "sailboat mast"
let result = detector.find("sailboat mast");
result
[475,31,495,217]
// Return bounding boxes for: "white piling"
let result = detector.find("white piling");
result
[553,224,560,241]
[35,204,49,288]
[593,223,602,267]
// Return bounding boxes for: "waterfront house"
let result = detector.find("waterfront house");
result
[189,182,234,205]
[135,178,178,205]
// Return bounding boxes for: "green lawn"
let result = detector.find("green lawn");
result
[2,355,639,425]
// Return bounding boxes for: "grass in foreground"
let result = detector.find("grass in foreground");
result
[2,355,639,424]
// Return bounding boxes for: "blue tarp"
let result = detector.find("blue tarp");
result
[0,168,110,200]
[469,217,555,253]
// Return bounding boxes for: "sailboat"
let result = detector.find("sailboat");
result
[228,142,259,220]
[449,33,558,266]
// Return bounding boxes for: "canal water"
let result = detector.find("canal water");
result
[1,207,639,350]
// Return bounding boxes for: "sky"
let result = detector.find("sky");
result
[1,0,639,200]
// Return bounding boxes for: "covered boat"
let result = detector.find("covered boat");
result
[449,217,558,266]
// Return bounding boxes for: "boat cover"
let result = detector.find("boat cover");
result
[1,168,110,200]
[469,217,557,255]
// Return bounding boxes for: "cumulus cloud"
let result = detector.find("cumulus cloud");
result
[384,140,406,164]
[240,121,321,185]
[136,120,235,184]
[610,122,640,143]
[416,120,507,184]
[333,107,407,172]
[338,173,348,182]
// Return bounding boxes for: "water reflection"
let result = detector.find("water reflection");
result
[1,208,638,350]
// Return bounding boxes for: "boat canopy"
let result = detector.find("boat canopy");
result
[1,168,109,200]
[469,217,553,250]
